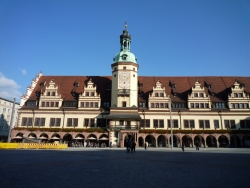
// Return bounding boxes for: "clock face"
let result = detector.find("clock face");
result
[119,71,130,89]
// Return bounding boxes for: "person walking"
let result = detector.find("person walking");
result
[181,141,185,151]
[132,141,136,153]
[145,141,148,150]
[195,140,199,150]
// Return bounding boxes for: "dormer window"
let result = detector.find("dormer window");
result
[74,82,79,87]
[239,93,243,97]
[52,92,55,96]
[194,93,198,97]
[47,92,50,96]
[122,54,127,60]
[86,92,89,96]
[234,93,238,97]
[171,84,175,88]
[199,93,204,97]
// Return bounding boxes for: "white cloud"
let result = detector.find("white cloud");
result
[0,72,22,101]
[21,69,27,75]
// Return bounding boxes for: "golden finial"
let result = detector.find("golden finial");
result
[124,22,127,30]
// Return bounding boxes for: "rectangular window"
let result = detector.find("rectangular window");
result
[240,120,245,128]
[194,93,198,97]
[200,103,204,108]
[47,92,50,96]
[56,118,61,127]
[90,119,95,127]
[41,118,45,126]
[52,92,55,96]
[86,92,89,96]
[153,119,158,128]
[90,102,93,107]
[50,118,55,126]
[145,119,150,128]
[127,121,131,127]
[156,103,159,108]
[27,118,33,126]
[184,120,189,128]
[190,103,194,108]
[159,120,164,128]
[230,120,236,129]
[160,103,164,108]
[120,120,124,126]
[81,102,84,107]
[214,120,219,129]
[95,102,98,108]
[67,118,72,127]
[195,103,199,108]
[205,120,210,128]
[151,103,154,108]
[84,119,89,127]
[199,120,204,128]
[224,120,229,128]
[86,102,89,107]
[55,102,59,107]
[165,103,169,108]
[173,120,178,128]
[190,120,195,128]
[73,118,78,127]
[46,102,49,107]
[199,93,204,97]
[91,92,94,96]
[205,103,209,108]
[155,93,159,97]
[22,118,27,126]
[160,93,164,97]
[51,102,54,107]
[35,118,40,126]
[42,102,45,107]
[122,101,126,107]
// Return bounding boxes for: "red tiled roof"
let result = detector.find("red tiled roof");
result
[25,75,250,106]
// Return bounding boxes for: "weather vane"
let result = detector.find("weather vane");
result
[124,22,127,29]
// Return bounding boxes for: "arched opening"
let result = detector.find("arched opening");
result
[13,132,24,142]
[28,133,37,139]
[138,137,144,147]
[87,134,97,147]
[123,134,134,147]
[206,135,217,147]
[169,135,180,147]
[145,135,156,147]
[182,135,192,147]
[50,133,61,143]
[39,133,48,143]
[157,135,167,147]
[194,135,204,147]
[230,135,240,148]
[218,135,229,147]
[99,134,109,148]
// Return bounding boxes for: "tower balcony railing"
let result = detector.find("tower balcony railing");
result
[117,89,130,95]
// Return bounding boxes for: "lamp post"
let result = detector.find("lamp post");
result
[7,98,16,142]
[169,98,173,150]
[178,110,182,129]
[142,110,145,129]
[218,110,223,130]
[100,108,104,127]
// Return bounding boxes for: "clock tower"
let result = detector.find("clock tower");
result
[111,23,138,108]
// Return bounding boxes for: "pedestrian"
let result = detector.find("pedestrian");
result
[195,140,199,150]
[132,141,136,153]
[181,141,185,151]
[145,141,148,150]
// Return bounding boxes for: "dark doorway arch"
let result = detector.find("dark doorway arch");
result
[145,135,156,147]
[138,137,144,147]
[218,135,229,147]
[169,135,180,147]
[206,135,217,147]
[157,135,167,147]
[182,135,192,147]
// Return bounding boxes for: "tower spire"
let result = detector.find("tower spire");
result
[120,22,131,51]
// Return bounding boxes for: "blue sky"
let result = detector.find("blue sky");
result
[0,0,250,102]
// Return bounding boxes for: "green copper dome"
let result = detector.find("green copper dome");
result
[113,23,137,63]
[113,51,137,63]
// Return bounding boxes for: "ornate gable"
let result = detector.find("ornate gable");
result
[188,80,211,110]
[228,81,250,110]
[148,80,170,110]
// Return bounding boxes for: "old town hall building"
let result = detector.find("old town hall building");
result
[12,25,250,148]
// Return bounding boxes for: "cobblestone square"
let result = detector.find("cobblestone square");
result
[0,147,249,188]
